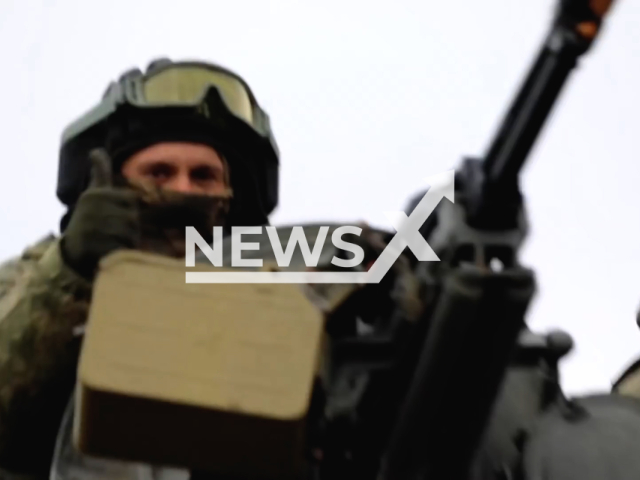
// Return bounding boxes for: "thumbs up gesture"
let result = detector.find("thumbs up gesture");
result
[60,149,140,279]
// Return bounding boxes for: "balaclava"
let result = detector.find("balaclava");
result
[103,108,234,258]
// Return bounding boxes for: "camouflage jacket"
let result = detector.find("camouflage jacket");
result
[0,234,93,478]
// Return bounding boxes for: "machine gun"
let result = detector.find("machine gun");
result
[313,1,618,479]
[59,1,618,480]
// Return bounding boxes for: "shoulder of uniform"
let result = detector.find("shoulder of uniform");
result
[0,233,58,265]
[20,233,59,261]
[0,234,59,290]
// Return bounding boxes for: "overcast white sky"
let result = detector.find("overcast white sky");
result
[0,0,638,395]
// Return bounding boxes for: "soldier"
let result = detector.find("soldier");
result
[0,58,280,479]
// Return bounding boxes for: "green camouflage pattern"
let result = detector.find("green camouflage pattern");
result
[0,234,93,477]
[0,181,234,479]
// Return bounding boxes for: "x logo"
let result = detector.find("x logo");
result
[365,170,455,283]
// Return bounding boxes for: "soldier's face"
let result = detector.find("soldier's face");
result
[121,142,227,195]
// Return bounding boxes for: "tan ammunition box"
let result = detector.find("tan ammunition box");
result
[75,250,324,479]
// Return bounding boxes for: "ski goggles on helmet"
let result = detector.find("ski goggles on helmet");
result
[61,60,275,151]
[114,60,267,132]
[142,65,252,122]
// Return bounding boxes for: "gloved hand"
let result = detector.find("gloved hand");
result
[60,149,140,279]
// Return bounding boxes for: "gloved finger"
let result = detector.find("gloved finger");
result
[88,148,114,189]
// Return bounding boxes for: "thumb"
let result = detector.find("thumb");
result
[88,148,114,188]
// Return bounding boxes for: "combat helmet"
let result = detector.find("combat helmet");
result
[57,57,280,229]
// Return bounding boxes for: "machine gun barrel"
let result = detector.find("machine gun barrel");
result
[468,0,615,228]
[483,37,577,192]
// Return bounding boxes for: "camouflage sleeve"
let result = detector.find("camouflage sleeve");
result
[0,235,93,476]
